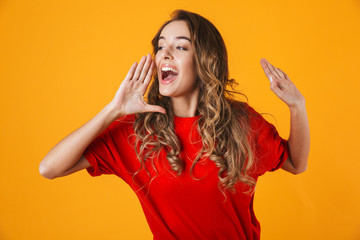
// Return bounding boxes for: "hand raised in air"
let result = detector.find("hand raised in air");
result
[260,58,305,109]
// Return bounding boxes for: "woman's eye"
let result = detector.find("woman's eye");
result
[157,46,187,51]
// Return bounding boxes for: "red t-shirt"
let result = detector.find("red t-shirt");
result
[83,104,289,240]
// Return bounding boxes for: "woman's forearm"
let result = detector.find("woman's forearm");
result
[287,102,310,173]
[39,104,121,179]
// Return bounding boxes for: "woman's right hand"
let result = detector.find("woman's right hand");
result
[40,54,166,179]
[109,53,166,118]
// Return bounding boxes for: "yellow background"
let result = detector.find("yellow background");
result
[1,0,359,239]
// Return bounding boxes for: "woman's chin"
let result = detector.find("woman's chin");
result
[159,88,174,97]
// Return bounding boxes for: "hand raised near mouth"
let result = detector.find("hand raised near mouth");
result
[109,53,167,118]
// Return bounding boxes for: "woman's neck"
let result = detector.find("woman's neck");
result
[170,90,199,118]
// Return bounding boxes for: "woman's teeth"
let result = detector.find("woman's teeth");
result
[161,66,178,81]
[161,67,178,73]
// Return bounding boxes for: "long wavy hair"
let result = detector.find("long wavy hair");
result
[133,10,256,198]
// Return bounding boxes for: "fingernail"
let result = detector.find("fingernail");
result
[269,76,273,83]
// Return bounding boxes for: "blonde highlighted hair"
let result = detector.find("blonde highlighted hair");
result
[133,10,256,198]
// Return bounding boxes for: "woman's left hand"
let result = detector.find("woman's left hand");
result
[260,58,305,109]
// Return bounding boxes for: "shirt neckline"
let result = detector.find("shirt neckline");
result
[173,115,202,125]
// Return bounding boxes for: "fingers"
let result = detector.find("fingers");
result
[271,67,282,79]
[261,59,283,92]
[127,54,154,85]
[138,53,153,82]
[140,95,166,114]
[277,68,291,81]
[124,62,138,82]
[132,55,147,81]
[144,104,167,114]
[260,58,276,84]
[143,61,154,86]
[260,58,291,84]
[260,58,301,106]
[260,58,279,79]
[268,64,281,79]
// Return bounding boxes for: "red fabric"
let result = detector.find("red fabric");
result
[83,104,289,240]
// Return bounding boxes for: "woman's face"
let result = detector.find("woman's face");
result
[155,20,198,99]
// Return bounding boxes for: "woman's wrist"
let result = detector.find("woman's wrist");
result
[288,97,306,113]
[102,103,124,125]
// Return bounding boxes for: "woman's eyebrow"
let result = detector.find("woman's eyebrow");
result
[159,36,192,43]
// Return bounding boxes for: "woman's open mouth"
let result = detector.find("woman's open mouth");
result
[161,66,178,85]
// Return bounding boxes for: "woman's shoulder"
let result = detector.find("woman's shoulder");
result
[228,99,259,117]
[228,99,269,129]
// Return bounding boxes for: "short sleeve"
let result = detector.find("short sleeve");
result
[82,115,137,180]
[83,128,118,177]
[248,109,290,176]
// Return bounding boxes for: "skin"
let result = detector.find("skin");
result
[155,20,199,118]
[39,22,309,179]
[260,59,310,174]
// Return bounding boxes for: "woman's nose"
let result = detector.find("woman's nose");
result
[162,49,173,60]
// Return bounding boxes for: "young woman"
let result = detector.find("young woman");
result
[40,9,310,240]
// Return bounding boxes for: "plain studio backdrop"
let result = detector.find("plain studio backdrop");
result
[0,0,359,239]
